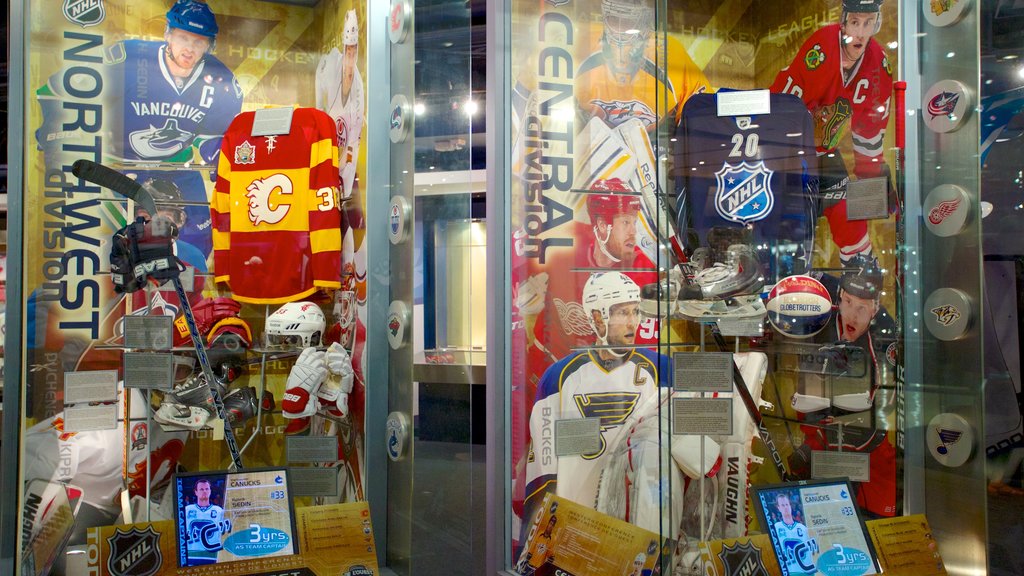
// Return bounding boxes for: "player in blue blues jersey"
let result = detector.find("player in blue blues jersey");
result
[673,92,819,286]
[184,478,231,565]
[36,0,242,165]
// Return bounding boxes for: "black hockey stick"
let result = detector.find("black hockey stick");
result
[72,159,244,470]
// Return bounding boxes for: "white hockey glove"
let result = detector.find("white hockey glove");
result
[325,342,354,394]
[282,347,328,419]
[516,273,549,316]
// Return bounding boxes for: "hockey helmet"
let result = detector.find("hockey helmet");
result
[587,179,640,223]
[843,0,883,13]
[582,272,641,340]
[601,0,653,83]
[840,255,883,300]
[343,10,359,47]
[139,177,186,223]
[265,301,326,348]
[166,0,219,38]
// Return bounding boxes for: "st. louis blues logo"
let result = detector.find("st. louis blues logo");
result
[718,541,769,576]
[928,198,961,225]
[129,119,194,159]
[63,0,105,27]
[574,392,640,459]
[935,427,963,455]
[715,161,775,224]
[928,91,961,119]
[590,99,657,128]
[930,304,961,326]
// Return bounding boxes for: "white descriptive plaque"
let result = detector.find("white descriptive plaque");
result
[63,404,118,432]
[554,418,602,456]
[673,397,733,436]
[812,450,871,482]
[717,318,764,337]
[251,107,295,136]
[290,467,340,497]
[123,315,174,350]
[63,370,119,404]
[287,436,340,463]
[674,352,734,393]
[123,353,175,390]
[846,177,890,221]
[716,89,771,116]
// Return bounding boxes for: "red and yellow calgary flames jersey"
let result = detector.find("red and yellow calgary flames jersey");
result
[212,108,342,304]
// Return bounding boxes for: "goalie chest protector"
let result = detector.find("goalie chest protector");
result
[211,108,342,304]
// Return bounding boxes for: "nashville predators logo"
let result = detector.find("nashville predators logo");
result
[246,174,293,226]
[590,99,657,128]
[804,44,825,70]
[574,392,640,459]
[930,304,961,327]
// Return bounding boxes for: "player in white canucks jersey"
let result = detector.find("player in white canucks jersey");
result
[36,0,242,164]
[316,9,365,200]
[184,478,231,566]
[523,272,671,518]
[771,492,818,576]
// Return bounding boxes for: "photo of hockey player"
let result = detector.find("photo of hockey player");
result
[770,0,895,263]
[787,257,898,517]
[181,476,231,566]
[36,0,243,165]
[575,0,710,132]
[316,9,364,201]
[766,490,818,576]
[523,272,671,522]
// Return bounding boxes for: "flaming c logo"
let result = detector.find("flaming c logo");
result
[246,174,293,226]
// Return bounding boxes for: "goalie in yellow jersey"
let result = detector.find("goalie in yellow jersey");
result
[575,0,711,132]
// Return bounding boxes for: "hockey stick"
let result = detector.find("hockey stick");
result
[71,159,245,470]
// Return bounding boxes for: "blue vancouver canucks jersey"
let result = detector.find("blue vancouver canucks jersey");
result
[37,39,242,164]
[673,92,818,282]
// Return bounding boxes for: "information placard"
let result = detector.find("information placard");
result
[866,514,946,576]
[554,417,602,456]
[673,397,733,436]
[251,106,294,136]
[847,177,890,220]
[123,353,175,390]
[717,89,771,116]
[63,370,119,404]
[123,315,174,350]
[673,352,733,392]
[812,451,871,483]
[63,404,118,432]
[290,467,340,497]
[287,436,340,463]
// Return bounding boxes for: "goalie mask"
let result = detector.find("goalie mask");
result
[601,0,653,84]
[265,302,326,349]
[582,272,641,350]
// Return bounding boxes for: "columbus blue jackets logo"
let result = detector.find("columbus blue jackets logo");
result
[590,99,657,128]
[129,119,194,159]
[930,304,961,327]
[718,541,769,576]
[714,161,775,224]
[63,0,105,27]
[927,91,961,120]
[106,527,163,576]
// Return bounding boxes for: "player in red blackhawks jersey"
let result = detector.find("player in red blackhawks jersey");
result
[771,0,894,262]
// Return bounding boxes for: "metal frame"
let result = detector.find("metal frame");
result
[1,0,28,569]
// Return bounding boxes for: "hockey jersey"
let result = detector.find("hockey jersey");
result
[185,503,227,564]
[36,40,242,164]
[524,348,671,514]
[316,47,365,200]
[674,92,818,282]
[576,36,710,130]
[773,520,817,576]
[211,108,342,304]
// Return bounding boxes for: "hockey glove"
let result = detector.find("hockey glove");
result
[282,347,328,419]
[325,342,354,394]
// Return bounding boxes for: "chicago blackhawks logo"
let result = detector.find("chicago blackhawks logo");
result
[928,198,962,225]
[817,98,852,151]
[106,526,163,576]
[714,161,775,224]
[804,44,825,70]
[927,91,961,120]
[246,174,293,226]
[930,304,961,327]
[63,0,105,27]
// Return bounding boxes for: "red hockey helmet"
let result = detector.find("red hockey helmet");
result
[586,179,640,222]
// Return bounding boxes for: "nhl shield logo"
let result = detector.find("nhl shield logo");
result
[718,541,769,576]
[63,0,105,27]
[106,527,162,576]
[715,161,775,224]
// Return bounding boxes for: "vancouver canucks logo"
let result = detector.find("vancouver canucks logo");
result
[718,541,769,576]
[928,91,961,119]
[930,304,961,326]
[106,526,162,576]
[715,161,775,224]
[590,99,657,128]
[129,119,194,159]
[574,392,640,459]
[804,44,825,70]
[63,0,105,27]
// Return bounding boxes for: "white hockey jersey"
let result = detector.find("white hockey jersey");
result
[185,503,227,564]
[524,348,671,513]
[316,47,365,200]
[774,520,817,576]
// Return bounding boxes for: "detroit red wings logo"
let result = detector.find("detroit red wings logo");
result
[928,198,962,225]
[928,91,961,119]
[246,174,293,225]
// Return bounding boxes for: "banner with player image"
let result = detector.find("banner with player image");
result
[508,0,902,554]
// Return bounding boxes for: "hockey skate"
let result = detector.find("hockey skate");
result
[154,373,219,431]
[222,386,261,425]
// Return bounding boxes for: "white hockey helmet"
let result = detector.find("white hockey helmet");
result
[582,272,641,343]
[265,302,326,348]
[343,10,359,47]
